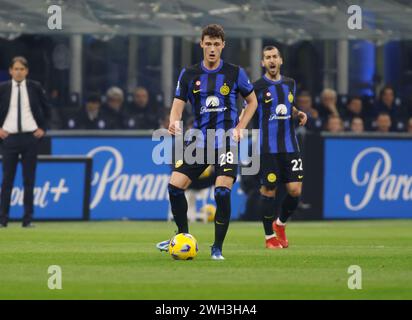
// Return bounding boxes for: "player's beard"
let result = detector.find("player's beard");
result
[267,65,280,79]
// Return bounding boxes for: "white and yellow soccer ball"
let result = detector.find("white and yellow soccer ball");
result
[168,233,198,260]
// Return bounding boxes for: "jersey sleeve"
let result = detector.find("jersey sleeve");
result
[174,68,189,102]
[237,67,254,98]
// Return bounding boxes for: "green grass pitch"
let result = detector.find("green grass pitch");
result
[0,220,411,300]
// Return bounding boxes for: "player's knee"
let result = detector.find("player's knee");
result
[215,175,234,189]
[288,186,302,198]
[169,172,190,190]
[260,186,276,198]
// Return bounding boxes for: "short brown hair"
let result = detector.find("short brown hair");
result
[262,46,282,59]
[10,56,28,69]
[201,24,225,41]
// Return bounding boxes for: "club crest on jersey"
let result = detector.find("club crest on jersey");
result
[288,91,294,103]
[266,92,271,97]
[196,80,201,86]
[267,173,277,183]
[220,83,230,96]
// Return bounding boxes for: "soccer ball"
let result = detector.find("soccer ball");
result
[168,233,198,260]
[200,204,216,223]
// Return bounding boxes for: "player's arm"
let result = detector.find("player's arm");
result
[234,91,257,141]
[169,68,189,135]
[292,106,307,126]
[234,67,257,141]
[238,91,257,129]
[168,98,186,135]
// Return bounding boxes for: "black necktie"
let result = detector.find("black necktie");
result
[17,82,22,132]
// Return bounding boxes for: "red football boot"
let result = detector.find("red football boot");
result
[265,237,283,249]
[273,222,289,248]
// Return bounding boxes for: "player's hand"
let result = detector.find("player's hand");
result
[232,126,244,142]
[168,120,182,136]
[0,128,9,140]
[297,111,307,126]
[33,128,45,138]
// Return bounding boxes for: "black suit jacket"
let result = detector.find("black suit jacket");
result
[0,80,51,131]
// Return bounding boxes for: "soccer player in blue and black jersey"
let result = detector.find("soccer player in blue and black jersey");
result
[156,24,258,260]
[252,46,307,249]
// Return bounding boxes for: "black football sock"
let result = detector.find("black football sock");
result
[213,187,232,250]
[168,184,188,234]
[279,194,299,224]
[260,194,276,236]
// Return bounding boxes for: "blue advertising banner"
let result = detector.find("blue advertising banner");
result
[324,138,412,218]
[51,137,246,220]
[0,158,90,220]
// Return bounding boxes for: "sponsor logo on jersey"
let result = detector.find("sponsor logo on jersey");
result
[269,104,291,121]
[200,95,227,114]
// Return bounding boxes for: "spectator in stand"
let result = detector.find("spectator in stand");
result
[350,116,364,133]
[124,87,159,130]
[375,112,392,133]
[325,114,344,133]
[374,85,406,131]
[407,117,412,133]
[296,91,322,131]
[317,88,340,121]
[342,96,367,130]
[101,86,126,129]
[72,93,112,130]
[159,110,170,130]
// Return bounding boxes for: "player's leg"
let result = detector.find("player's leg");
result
[156,171,191,252]
[259,186,282,249]
[259,153,283,249]
[211,175,234,260]
[157,157,207,252]
[273,153,304,248]
[168,171,192,233]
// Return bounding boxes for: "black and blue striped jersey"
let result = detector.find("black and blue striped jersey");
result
[175,60,253,149]
[254,75,300,154]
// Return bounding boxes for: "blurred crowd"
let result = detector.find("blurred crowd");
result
[48,84,412,134]
[296,85,412,134]
[50,86,169,131]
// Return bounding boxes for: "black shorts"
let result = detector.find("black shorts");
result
[173,146,238,182]
[259,152,304,189]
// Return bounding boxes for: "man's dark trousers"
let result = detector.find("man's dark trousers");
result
[0,133,38,226]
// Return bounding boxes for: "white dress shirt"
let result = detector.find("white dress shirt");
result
[2,79,38,133]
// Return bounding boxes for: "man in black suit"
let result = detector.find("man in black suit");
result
[0,56,50,228]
